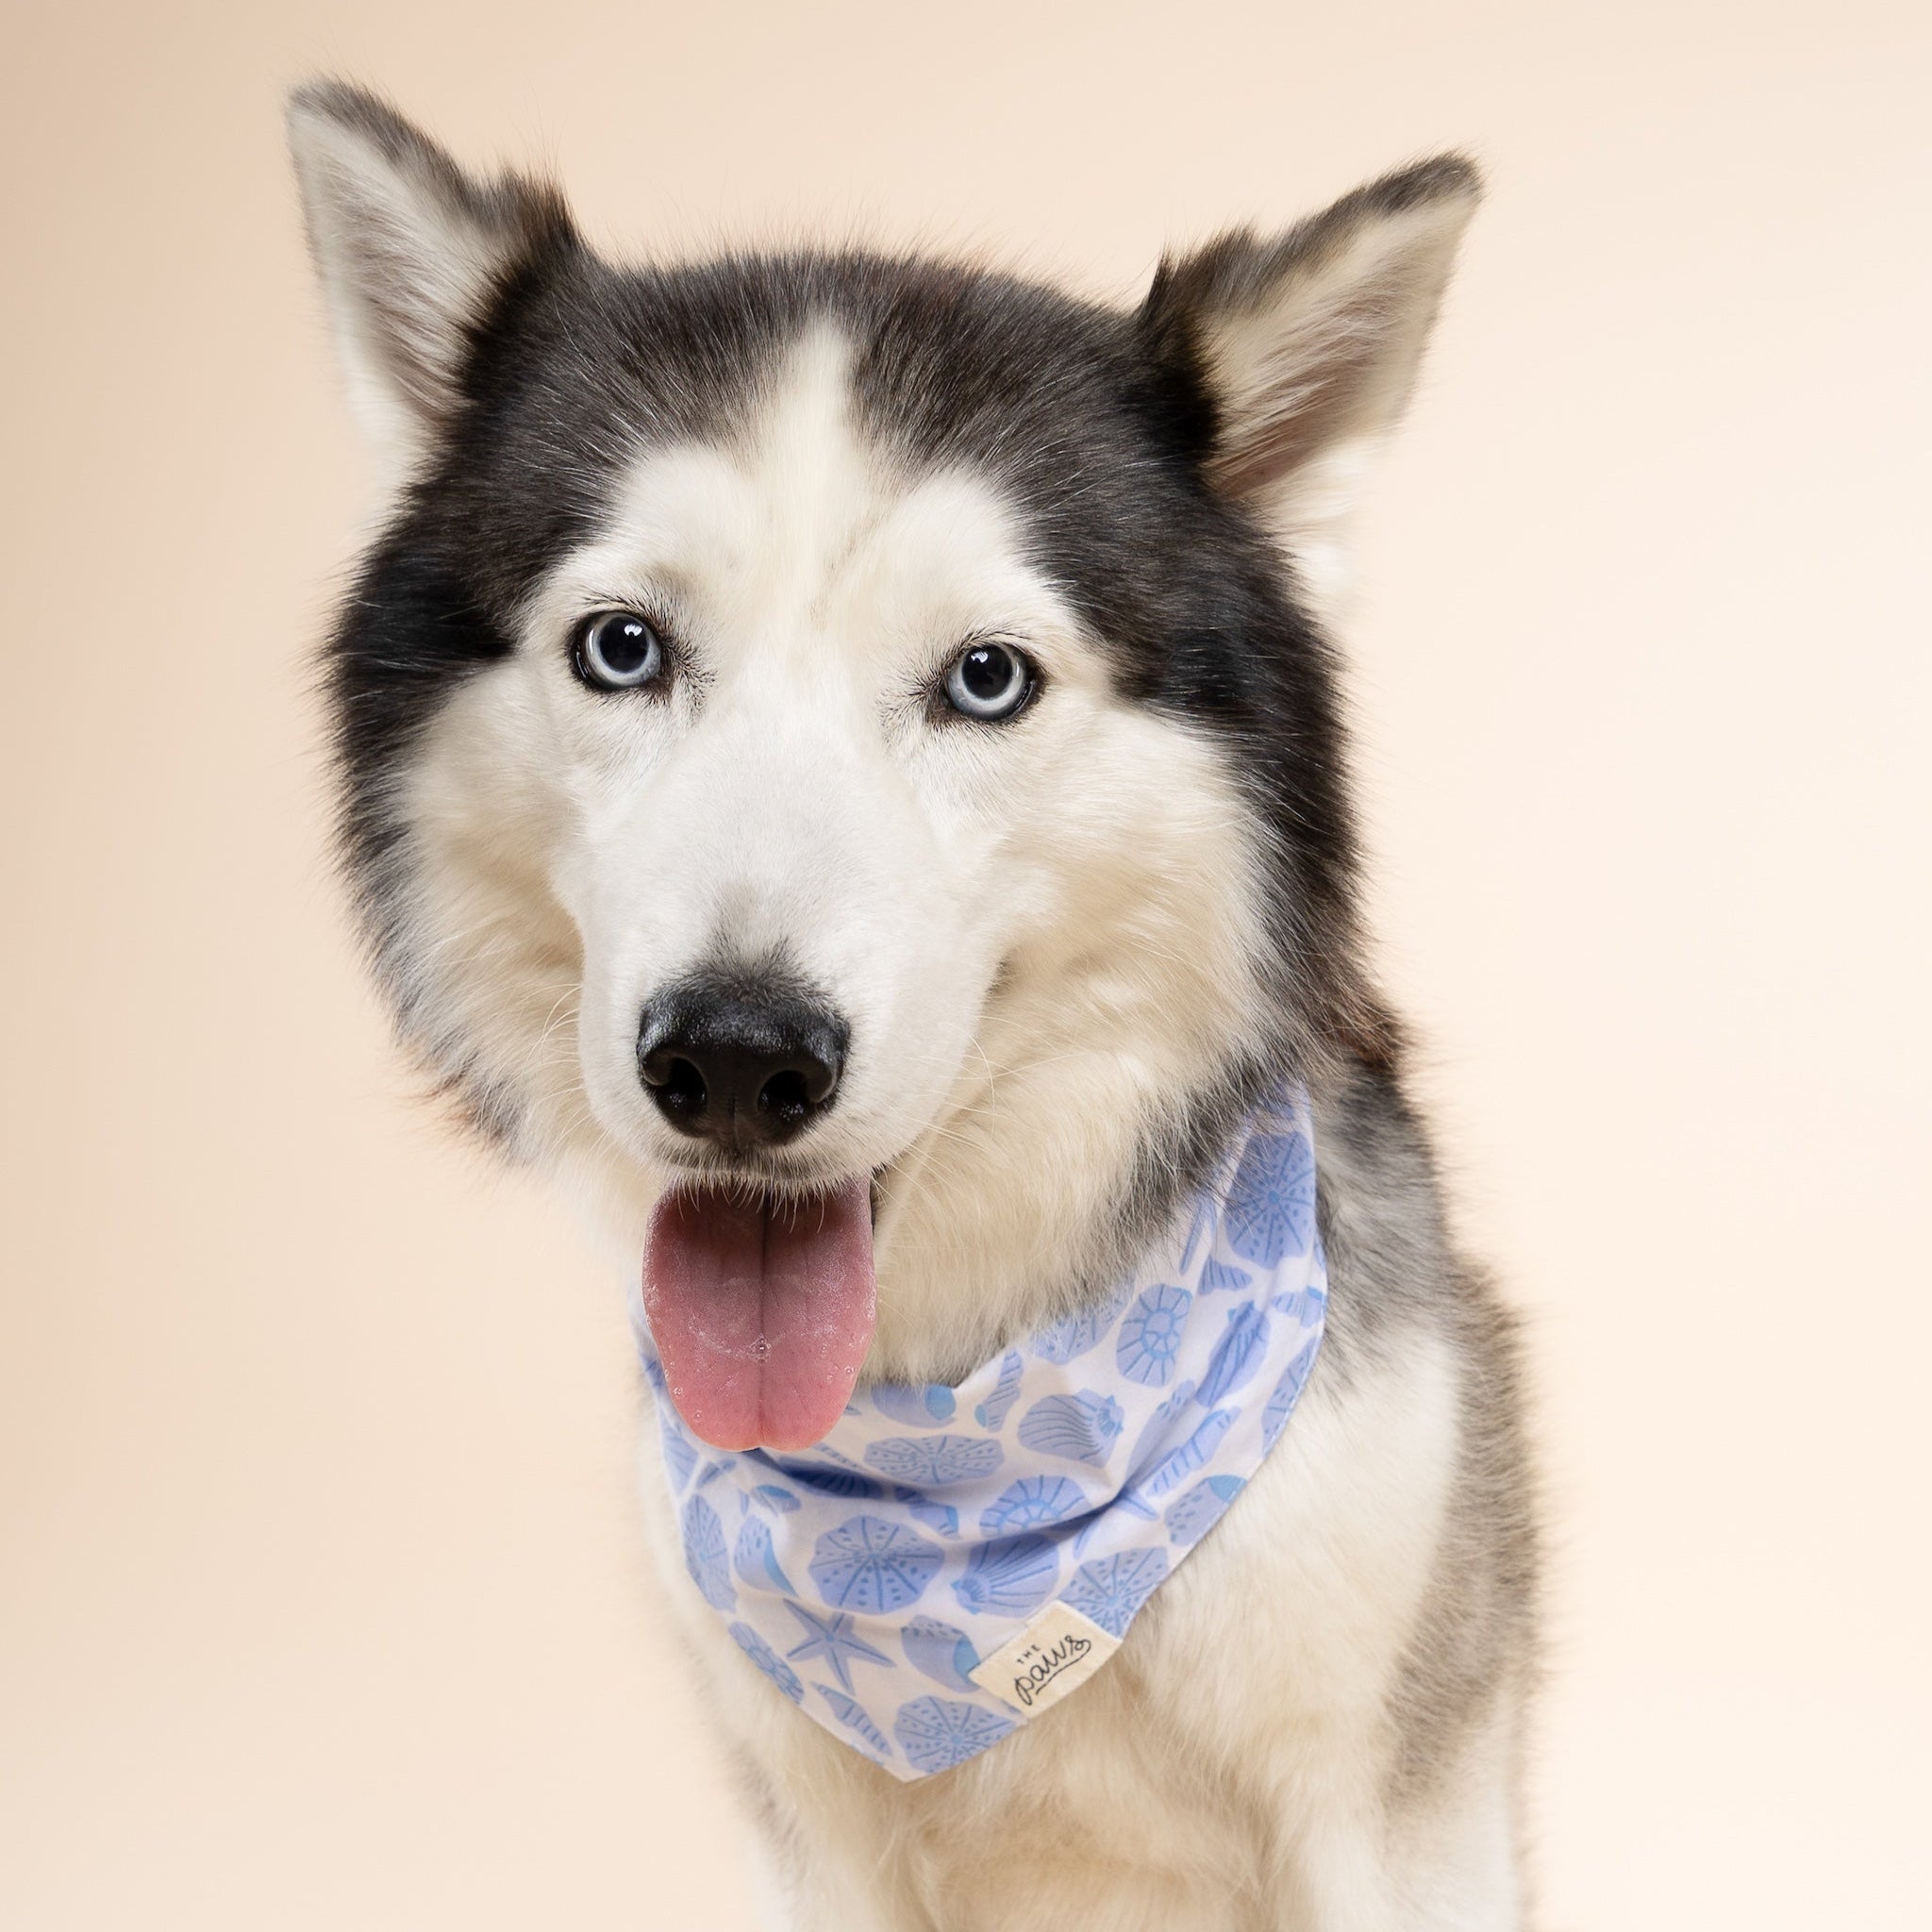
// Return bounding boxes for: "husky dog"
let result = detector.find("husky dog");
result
[289,80,1536,1931]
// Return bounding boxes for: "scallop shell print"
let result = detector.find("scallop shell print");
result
[977,1474,1090,1538]
[893,1696,1016,1774]
[953,1534,1058,1617]
[809,1515,942,1613]
[1224,1129,1316,1265]
[1063,1548,1170,1637]
[681,1495,736,1612]
[1015,1391,1125,1466]
[728,1622,803,1702]
[863,1435,1004,1486]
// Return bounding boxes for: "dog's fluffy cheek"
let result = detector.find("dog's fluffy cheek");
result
[388,668,625,1171]
[1001,708,1274,1062]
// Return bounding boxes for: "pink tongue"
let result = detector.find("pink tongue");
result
[642,1178,876,1451]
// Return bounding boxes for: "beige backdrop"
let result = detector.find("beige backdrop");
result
[4,2,1927,1926]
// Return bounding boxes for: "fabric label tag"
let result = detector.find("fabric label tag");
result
[968,1604,1122,1718]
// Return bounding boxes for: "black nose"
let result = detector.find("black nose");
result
[637,973,848,1152]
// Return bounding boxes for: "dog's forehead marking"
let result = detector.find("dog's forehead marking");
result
[544,323,1075,676]
[746,324,888,618]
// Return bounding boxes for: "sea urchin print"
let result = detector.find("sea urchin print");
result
[1224,1130,1316,1265]
[681,1495,735,1612]
[862,1435,1004,1486]
[893,1695,1016,1774]
[810,1515,942,1613]
[1064,1549,1170,1637]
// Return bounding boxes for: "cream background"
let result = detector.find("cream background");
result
[4,3,1927,1926]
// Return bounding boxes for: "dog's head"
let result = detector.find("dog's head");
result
[290,82,1475,1447]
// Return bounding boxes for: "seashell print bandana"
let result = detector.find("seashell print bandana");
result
[629,1087,1327,1780]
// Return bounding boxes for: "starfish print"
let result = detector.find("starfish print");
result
[782,1603,891,1693]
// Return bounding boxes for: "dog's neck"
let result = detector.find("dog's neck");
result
[866,1061,1268,1387]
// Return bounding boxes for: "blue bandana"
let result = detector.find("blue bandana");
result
[630,1088,1327,1780]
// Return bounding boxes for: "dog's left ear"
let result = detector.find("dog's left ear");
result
[1139,155,1480,619]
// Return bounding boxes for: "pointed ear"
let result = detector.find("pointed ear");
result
[1139,155,1481,619]
[286,80,575,475]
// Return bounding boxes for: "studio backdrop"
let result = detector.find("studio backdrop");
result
[3,3,1927,1927]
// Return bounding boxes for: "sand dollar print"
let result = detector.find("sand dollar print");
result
[810,1514,943,1613]
[1224,1129,1316,1265]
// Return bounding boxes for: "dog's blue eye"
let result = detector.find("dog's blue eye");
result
[575,612,663,691]
[944,642,1033,722]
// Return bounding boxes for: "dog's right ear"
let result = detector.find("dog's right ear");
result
[287,80,575,476]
